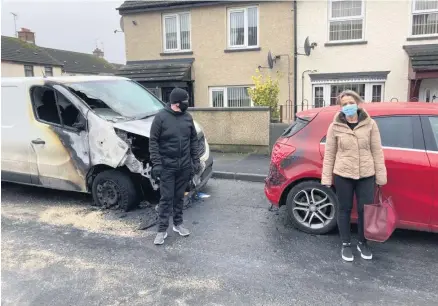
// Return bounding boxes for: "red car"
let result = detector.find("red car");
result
[265,102,438,235]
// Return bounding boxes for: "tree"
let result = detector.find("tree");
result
[247,69,281,121]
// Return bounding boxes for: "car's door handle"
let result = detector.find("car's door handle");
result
[31,139,45,145]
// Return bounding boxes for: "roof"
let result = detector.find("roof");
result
[43,47,117,75]
[1,36,62,67]
[116,58,194,82]
[403,44,438,72]
[117,0,225,14]
[1,35,118,75]
[298,102,438,118]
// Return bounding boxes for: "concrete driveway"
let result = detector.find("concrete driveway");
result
[2,180,437,305]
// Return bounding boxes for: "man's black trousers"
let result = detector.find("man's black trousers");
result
[157,167,191,232]
[334,175,375,244]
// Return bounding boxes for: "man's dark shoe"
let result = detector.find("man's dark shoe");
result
[342,243,354,262]
[357,242,373,260]
[173,224,190,236]
[154,232,168,245]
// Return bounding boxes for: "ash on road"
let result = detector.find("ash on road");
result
[1,180,438,306]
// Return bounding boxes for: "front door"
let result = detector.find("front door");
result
[373,115,433,229]
[421,116,438,231]
[28,85,90,191]
[419,79,438,103]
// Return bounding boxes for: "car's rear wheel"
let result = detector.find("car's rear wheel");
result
[92,170,138,212]
[286,181,338,235]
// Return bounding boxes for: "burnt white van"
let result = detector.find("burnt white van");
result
[1,76,212,210]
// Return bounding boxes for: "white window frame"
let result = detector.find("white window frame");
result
[411,0,438,37]
[328,0,365,43]
[209,86,254,107]
[227,6,259,49]
[311,80,385,107]
[162,12,191,52]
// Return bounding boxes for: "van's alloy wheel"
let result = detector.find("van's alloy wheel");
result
[92,170,138,212]
[286,181,338,235]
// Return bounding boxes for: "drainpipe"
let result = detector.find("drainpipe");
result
[293,0,298,120]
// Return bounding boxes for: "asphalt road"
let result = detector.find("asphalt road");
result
[2,180,438,306]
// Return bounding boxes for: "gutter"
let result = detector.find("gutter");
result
[293,0,298,120]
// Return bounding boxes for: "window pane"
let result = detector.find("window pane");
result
[227,87,251,107]
[180,13,191,50]
[372,85,382,102]
[165,16,178,50]
[24,65,34,77]
[428,116,438,148]
[412,13,438,35]
[314,86,324,108]
[330,83,365,105]
[373,116,414,149]
[212,90,224,107]
[331,0,362,18]
[230,11,244,46]
[330,19,363,41]
[32,87,61,124]
[415,0,438,11]
[248,7,258,46]
[45,67,53,77]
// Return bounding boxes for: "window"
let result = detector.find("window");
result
[147,88,162,100]
[412,0,438,36]
[373,116,414,149]
[31,86,82,129]
[312,82,384,107]
[228,6,258,48]
[163,12,191,52]
[24,65,34,77]
[428,116,438,149]
[209,86,253,107]
[44,66,53,77]
[329,0,364,41]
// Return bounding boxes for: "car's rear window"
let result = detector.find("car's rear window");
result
[282,118,309,138]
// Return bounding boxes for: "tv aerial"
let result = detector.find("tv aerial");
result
[297,36,317,56]
[114,17,124,34]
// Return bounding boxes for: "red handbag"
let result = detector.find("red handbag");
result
[364,187,398,242]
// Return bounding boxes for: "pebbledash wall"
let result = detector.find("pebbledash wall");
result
[296,0,438,108]
[189,107,270,154]
[122,1,295,122]
[1,61,63,77]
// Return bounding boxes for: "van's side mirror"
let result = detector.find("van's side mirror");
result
[73,116,86,131]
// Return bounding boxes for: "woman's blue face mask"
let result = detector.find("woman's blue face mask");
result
[341,104,358,117]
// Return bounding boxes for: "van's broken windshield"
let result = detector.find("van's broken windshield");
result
[66,79,164,120]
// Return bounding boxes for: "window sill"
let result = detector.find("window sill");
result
[324,41,368,47]
[407,35,438,41]
[224,47,261,53]
[160,51,193,56]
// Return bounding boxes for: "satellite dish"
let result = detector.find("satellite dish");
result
[120,16,124,32]
[267,51,275,69]
[304,37,317,56]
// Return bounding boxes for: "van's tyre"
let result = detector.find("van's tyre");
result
[286,181,338,235]
[92,170,138,212]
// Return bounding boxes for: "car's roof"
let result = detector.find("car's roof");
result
[298,102,438,117]
[1,75,129,86]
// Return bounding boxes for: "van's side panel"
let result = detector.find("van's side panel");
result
[1,83,33,183]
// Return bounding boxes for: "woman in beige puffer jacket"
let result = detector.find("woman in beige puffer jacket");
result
[322,90,387,262]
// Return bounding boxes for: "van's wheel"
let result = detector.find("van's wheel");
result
[92,170,138,212]
[286,181,338,235]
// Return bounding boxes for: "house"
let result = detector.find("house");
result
[296,0,438,110]
[1,28,119,77]
[116,0,294,119]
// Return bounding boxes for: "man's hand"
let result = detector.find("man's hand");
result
[152,165,163,180]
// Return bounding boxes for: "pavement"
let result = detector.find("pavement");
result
[211,152,270,182]
[2,180,438,305]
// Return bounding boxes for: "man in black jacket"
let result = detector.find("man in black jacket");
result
[149,88,201,245]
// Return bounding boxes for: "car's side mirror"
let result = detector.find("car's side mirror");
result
[73,116,86,131]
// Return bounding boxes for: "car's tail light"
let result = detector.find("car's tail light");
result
[267,143,296,186]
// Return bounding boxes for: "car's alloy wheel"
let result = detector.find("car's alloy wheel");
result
[286,181,338,234]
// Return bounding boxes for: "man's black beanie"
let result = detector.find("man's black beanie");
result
[170,88,189,104]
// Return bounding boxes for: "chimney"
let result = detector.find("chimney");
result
[93,48,104,58]
[18,28,35,44]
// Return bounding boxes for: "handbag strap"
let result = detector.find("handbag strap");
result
[374,186,383,204]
